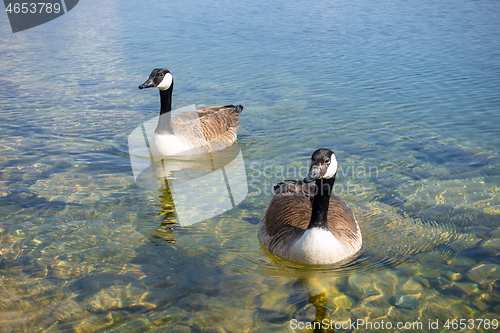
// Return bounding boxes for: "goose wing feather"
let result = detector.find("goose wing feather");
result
[171,105,242,151]
[260,193,311,254]
[198,105,242,142]
[273,180,316,200]
[327,195,361,245]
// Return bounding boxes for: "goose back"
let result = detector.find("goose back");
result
[170,104,242,153]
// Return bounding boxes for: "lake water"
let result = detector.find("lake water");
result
[1,0,499,331]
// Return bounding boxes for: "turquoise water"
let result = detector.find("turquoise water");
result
[1,0,499,331]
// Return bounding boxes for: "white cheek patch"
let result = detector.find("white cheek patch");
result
[324,156,338,179]
[157,73,173,90]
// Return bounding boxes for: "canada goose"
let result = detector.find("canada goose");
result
[259,148,362,265]
[139,68,243,157]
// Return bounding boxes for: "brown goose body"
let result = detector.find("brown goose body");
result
[169,105,242,153]
[259,150,362,265]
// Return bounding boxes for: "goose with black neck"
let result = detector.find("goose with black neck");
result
[259,148,362,265]
[139,68,243,157]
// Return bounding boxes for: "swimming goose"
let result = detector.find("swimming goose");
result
[139,68,243,157]
[259,148,362,265]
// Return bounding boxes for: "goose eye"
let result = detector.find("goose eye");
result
[325,158,330,164]
[159,73,164,77]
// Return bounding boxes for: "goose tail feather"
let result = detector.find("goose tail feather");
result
[231,105,244,114]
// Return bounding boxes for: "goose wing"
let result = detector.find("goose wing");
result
[170,105,243,152]
[197,105,243,143]
[327,195,361,246]
[259,183,312,252]
[171,105,243,149]
[273,180,316,201]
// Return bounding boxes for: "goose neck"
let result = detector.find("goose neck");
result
[156,87,174,135]
[159,87,173,115]
[308,177,335,230]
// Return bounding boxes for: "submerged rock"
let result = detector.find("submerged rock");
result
[445,270,463,282]
[400,278,424,294]
[361,296,390,319]
[394,295,419,309]
[86,285,156,312]
[471,299,489,312]
[481,238,500,255]
[454,282,480,295]
[372,271,399,295]
[466,263,499,288]
[332,294,354,310]
[348,275,378,299]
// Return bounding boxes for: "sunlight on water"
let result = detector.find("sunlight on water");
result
[1,0,499,331]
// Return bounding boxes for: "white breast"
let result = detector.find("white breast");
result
[290,228,350,265]
[150,133,209,157]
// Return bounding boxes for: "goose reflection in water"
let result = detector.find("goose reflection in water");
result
[128,109,248,228]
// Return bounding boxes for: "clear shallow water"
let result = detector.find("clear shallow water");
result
[1,0,499,331]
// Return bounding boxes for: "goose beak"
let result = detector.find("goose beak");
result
[139,78,155,89]
[304,166,321,183]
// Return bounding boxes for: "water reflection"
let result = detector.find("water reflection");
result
[128,107,248,226]
[296,275,342,333]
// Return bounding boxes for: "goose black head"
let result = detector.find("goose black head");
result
[304,148,338,183]
[139,68,173,90]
